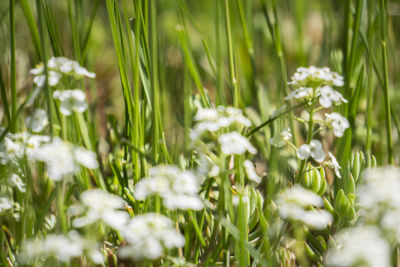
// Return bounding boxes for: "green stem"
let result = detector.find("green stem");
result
[10,0,17,131]
[379,0,393,164]
[224,0,239,107]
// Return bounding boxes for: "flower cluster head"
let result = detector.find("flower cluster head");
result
[218,131,257,155]
[325,226,390,267]
[357,167,400,241]
[19,231,103,264]
[276,185,332,229]
[0,132,50,165]
[53,89,88,116]
[288,66,344,88]
[118,213,185,261]
[32,137,98,181]
[69,189,129,229]
[190,106,251,141]
[0,197,13,213]
[287,67,347,109]
[297,139,325,163]
[325,112,349,137]
[134,165,203,210]
[30,57,95,88]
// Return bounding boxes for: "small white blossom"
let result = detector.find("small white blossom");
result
[325,226,390,267]
[8,174,26,192]
[32,71,62,87]
[32,138,98,181]
[134,165,203,210]
[297,140,325,162]
[30,57,95,88]
[70,189,128,229]
[244,160,261,183]
[25,109,48,132]
[53,89,88,116]
[218,132,256,155]
[285,87,314,101]
[20,231,102,264]
[327,152,341,178]
[190,106,251,141]
[276,186,332,229]
[0,197,13,213]
[269,128,292,147]
[319,86,347,108]
[118,213,185,261]
[325,112,349,137]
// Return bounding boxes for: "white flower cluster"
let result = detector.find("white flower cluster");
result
[325,226,390,267]
[69,189,185,261]
[0,197,13,213]
[276,185,332,229]
[134,165,203,210]
[288,66,344,88]
[19,231,104,264]
[218,131,256,155]
[53,89,88,116]
[69,189,129,229]
[286,85,348,108]
[358,166,400,241]
[0,132,50,165]
[190,106,251,141]
[325,166,400,266]
[30,57,95,88]
[118,213,185,260]
[32,137,98,181]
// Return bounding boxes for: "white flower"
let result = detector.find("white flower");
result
[269,128,292,147]
[326,152,341,178]
[26,109,48,132]
[32,138,98,181]
[20,231,102,264]
[8,174,26,192]
[0,197,13,213]
[325,112,349,137]
[32,138,77,180]
[47,57,96,78]
[134,165,203,211]
[285,87,314,101]
[74,147,98,169]
[244,160,261,183]
[32,71,62,87]
[325,226,390,267]
[218,132,256,155]
[190,106,251,141]
[70,189,128,229]
[53,89,88,116]
[358,166,400,220]
[288,66,344,88]
[30,57,96,88]
[276,186,332,229]
[319,86,348,108]
[297,140,325,162]
[118,213,185,260]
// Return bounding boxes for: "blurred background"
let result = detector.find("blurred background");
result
[0,0,400,164]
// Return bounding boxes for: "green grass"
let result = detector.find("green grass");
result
[0,0,399,266]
